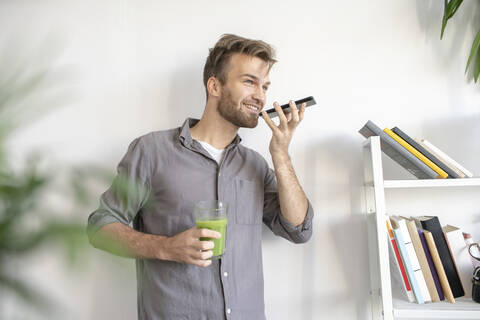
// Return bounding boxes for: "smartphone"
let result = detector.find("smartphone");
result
[261,96,316,119]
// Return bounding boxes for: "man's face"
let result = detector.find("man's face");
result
[216,53,271,128]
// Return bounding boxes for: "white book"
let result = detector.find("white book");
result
[420,139,473,178]
[393,228,424,303]
[443,225,474,298]
[415,139,466,178]
[390,216,432,302]
[388,236,415,302]
[387,218,415,303]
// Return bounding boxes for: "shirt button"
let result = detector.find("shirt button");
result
[226,308,231,314]
[223,272,228,277]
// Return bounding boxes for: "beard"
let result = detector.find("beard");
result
[217,88,259,128]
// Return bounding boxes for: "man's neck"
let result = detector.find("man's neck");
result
[190,104,238,150]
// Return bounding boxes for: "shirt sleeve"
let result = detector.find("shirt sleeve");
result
[87,137,152,242]
[262,167,314,243]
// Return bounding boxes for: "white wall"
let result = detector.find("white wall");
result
[1,0,480,319]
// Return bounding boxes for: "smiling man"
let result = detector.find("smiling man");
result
[87,34,314,320]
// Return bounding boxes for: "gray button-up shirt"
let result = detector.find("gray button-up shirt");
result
[87,118,314,320]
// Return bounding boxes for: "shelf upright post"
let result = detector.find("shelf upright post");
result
[363,136,393,320]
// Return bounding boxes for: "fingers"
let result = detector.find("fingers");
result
[193,240,215,251]
[182,241,213,267]
[189,244,214,267]
[273,102,288,127]
[191,258,212,267]
[193,249,214,260]
[298,102,306,121]
[168,227,218,268]
[195,228,221,239]
[286,112,293,122]
[261,110,277,131]
[261,100,306,130]
[289,100,300,122]
[190,229,217,267]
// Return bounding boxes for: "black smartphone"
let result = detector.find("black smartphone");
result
[261,96,316,118]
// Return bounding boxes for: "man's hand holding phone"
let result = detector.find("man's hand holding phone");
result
[261,100,306,158]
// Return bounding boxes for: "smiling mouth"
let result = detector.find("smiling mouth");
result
[243,103,261,114]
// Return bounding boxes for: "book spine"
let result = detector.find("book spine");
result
[359,121,438,179]
[421,217,465,298]
[389,236,416,302]
[384,128,447,179]
[392,127,460,179]
[406,219,440,302]
[418,229,444,301]
[424,230,455,303]
[421,139,473,178]
[416,139,466,178]
[386,219,415,302]
[443,226,475,298]
[396,219,431,302]
[394,228,424,304]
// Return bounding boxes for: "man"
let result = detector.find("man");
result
[87,34,314,320]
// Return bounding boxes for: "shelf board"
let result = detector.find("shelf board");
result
[393,297,480,319]
[383,178,480,189]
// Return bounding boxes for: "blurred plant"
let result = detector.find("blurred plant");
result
[0,36,108,318]
[0,35,153,319]
[440,0,480,82]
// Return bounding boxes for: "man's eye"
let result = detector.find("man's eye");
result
[245,80,254,84]
[263,86,269,91]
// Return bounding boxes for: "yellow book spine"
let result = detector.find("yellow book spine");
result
[386,218,394,239]
[383,128,448,179]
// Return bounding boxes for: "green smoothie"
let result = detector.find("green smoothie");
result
[196,218,227,259]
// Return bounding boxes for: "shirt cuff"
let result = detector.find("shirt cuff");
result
[86,211,127,242]
[278,199,314,242]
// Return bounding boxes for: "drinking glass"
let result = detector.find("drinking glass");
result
[194,200,228,259]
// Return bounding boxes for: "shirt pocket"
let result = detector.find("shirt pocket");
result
[234,178,263,225]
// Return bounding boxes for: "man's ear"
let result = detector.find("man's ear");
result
[207,76,222,98]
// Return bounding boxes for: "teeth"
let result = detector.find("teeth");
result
[244,104,258,111]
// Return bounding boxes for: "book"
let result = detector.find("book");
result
[420,139,473,178]
[414,216,465,298]
[359,121,438,179]
[383,129,447,179]
[391,127,461,179]
[443,225,474,298]
[424,230,456,303]
[404,218,440,302]
[391,216,430,303]
[415,139,466,178]
[393,227,424,304]
[418,229,445,301]
[386,218,415,302]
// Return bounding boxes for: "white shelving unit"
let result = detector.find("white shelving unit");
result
[362,136,480,320]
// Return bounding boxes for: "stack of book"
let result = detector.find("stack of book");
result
[387,215,477,304]
[359,120,474,179]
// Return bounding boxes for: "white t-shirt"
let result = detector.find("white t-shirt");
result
[197,140,226,165]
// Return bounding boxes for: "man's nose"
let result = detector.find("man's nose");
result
[252,86,266,106]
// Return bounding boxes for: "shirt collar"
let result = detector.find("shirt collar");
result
[178,118,242,150]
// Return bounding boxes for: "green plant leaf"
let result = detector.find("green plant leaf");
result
[441,0,448,38]
[449,0,464,16]
[466,29,480,73]
[0,36,103,316]
[441,0,464,39]
[474,48,480,82]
